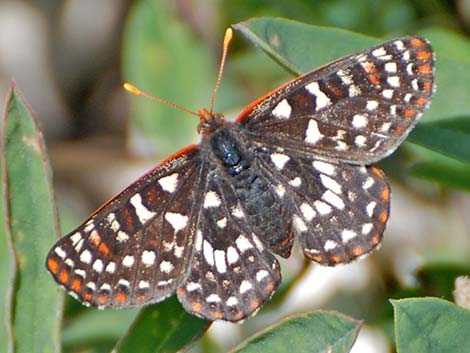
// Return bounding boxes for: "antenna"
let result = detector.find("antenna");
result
[210,27,233,113]
[123,83,199,116]
[123,27,234,119]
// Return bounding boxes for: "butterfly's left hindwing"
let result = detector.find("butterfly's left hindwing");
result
[46,146,203,308]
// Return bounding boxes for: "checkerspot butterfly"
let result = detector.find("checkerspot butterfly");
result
[46,29,435,322]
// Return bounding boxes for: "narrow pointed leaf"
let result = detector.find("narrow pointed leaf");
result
[0,87,16,353]
[2,83,62,353]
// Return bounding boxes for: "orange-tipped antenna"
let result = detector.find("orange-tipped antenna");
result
[123,82,199,117]
[210,27,233,113]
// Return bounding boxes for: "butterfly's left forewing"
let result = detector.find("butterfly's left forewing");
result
[238,37,435,165]
[46,146,204,308]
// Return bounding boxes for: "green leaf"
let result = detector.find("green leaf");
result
[392,297,470,353]
[113,296,210,353]
[62,308,138,350]
[0,89,15,353]
[122,0,213,156]
[2,83,62,353]
[408,117,470,164]
[233,18,377,75]
[231,310,361,353]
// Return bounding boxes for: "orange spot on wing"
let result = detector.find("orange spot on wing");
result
[423,82,432,91]
[59,268,69,284]
[416,50,431,60]
[415,97,427,106]
[369,74,380,85]
[266,281,276,292]
[84,292,93,301]
[71,278,83,291]
[98,294,109,304]
[250,299,261,310]
[371,234,381,245]
[116,291,127,303]
[308,254,324,263]
[418,64,431,74]
[352,246,365,256]
[410,38,425,47]
[233,311,244,321]
[379,211,389,223]
[212,311,224,319]
[192,302,202,313]
[329,255,342,264]
[381,186,390,202]
[98,242,110,255]
[47,258,60,274]
[393,124,407,134]
[403,108,416,118]
[370,166,384,178]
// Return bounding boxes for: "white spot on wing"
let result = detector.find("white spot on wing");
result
[54,247,66,259]
[116,231,129,243]
[206,294,221,303]
[352,114,368,128]
[227,246,239,265]
[322,190,345,210]
[204,190,221,208]
[130,194,156,224]
[366,100,379,111]
[216,217,227,229]
[293,215,308,233]
[372,47,386,57]
[366,201,377,217]
[235,234,253,253]
[105,262,116,273]
[320,174,342,194]
[186,282,201,292]
[363,177,375,189]
[80,250,92,264]
[274,184,286,198]
[272,99,292,119]
[300,203,316,221]
[355,135,367,147]
[362,223,373,234]
[160,260,174,273]
[387,76,400,87]
[256,270,269,282]
[314,200,332,215]
[324,240,338,251]
[158,173,178,193]
[382,89,394,99]
[122,255,135,267]
[239,280,253,294]
[341,229,357,242]
[385,62,397,73]
[214,250,227,273]
[142,250,156,266]
[164,212,188,232]
[270,153,290,170]
[288,177,302,187]
[227,296,238,306]
[305,119,323,144]
[305,82,331,110]
[313,161,335,175]
[203,240,214,266]
[93,259,103,272]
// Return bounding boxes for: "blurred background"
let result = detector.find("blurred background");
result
[0,0,469,352]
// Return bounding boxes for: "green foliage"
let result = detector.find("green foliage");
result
[392,298,470,353]
[2,84,62,352]
[231,311,361,353]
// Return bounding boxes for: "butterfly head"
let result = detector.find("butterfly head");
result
[197,108,225,136]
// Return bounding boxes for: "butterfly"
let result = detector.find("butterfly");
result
[46,29,435,322]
